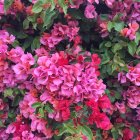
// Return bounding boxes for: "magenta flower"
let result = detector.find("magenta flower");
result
[126,65,140,86]
[115,102,126,114]
[84,4,97,19]
[124,86,140,109]
[20,53,35,66]
[118,72,127,84]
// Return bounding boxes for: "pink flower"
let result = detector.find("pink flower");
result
[0,2,4,15]
[19,93,38,118]
[40,33,51,46]
[35,47,48,57]
[124,86,140,109]
[20,53,35,65]
[87,0,99,4]
[105,0,115,8]
[98,94,112,110]
[126,66,140,86]
[40,91,52,103]
[123,128,133,140]
[6,123,17,134]
[118,72,127,83]
[94,113,112,130]
[0,44,8,54]
[0,129,9,140]
[115,102,126,114]
[0,99,5,110]
[61,109,70,121]
[120,22,139,40]
[89,112,112,130]
[84,5,97,19]
[0,30,15,44]
[7,47,24,63]
[12,63,28,80]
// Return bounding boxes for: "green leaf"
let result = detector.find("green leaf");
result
[113,54,125,67]
[4,89,13,97]
[111,128,119,140]
[135,32,140,45]
[49,0,56,11]
[58,0,68,14]
[44,104,54,113]
[12,95,22,107]
[114,22,124,32]
[68,9,84,20]
[80,125,93,140]
[23,19,30,29]
[101,50,110,65]
[43,9,58,29]
[63,123,75,134]
[58,127,67,136]
[39,107,45,117]
[105,41,112,48]
[107,21,114,32]
[4,0,14,12]
[136,46,140,55]
[12,40,20,47]
[112,43,122,53]
[32,102,42,108]
[31,36,40,50]
[23,37,33,49]
[32,1,43,13]
[128,42,137,56]
[16,31,28,39]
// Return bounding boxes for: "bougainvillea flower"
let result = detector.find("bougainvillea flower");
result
[84,4,97,19]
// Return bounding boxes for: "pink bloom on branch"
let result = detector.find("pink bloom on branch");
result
[0,99,5,110]
[20,53,35,65]
[98,94,112,110]
[118,72,127,84]
[126,66,140,86]
[84,5,97,19]
[123,128,133,140]
[124,86,140,109]
[115,102,126,114]
[120,22,139,40]
[105,0,115,8]
[0,2,4,15]
[95,113,112,130]
[7,47,24,63]
[87,0,99,4]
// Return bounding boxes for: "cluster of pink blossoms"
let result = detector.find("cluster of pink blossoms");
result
[40,21,79,49]
[118,63,140,123]
[0,29,111,139]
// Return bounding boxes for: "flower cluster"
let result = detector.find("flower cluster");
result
[0,0,140,139]
[40,22,79,49]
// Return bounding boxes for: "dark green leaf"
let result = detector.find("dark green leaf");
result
[12,95,22,107]
[32,102,42,108]
[44,104,54,113]
[32,1,43,13]
[112,43,123,53]
[107,21,114,32]
[128,42,137,56]
[4,0,14,12]
[39,107,45,117]
[23,19,30,29]
[80,125,93,140]
[63,123,75,134]
[4,89,13,97]
[114,22,124,32]
[31,36,40,50]
[43,9,58,29]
